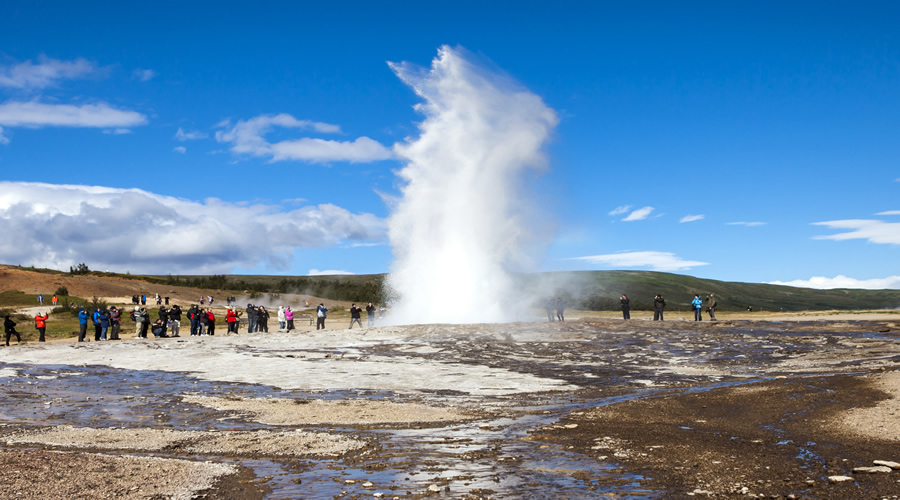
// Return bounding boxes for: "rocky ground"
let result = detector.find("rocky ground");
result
[0,316,898,498]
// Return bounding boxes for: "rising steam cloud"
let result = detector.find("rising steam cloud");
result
[385,46,558,324]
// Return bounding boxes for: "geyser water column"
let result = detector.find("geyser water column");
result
[386,46,558,324]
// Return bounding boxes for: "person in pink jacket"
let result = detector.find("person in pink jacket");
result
[284,306,295,331]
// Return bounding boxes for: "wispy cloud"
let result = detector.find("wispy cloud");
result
[102,128,132,135]
[875,210,900,216]
[769,275,900,290]
[622,206,654,221]
[0,101,147,140]
[308,269,356,276]
[215,113,392,163]
[133,69,156,82]
[608,205,631,216]
[0,56,95,89]
[569,250,709,271]
[812,219,900,245]
[679,214,704,223]
[173,146,186,154]
[175,127,208,141]
[0,181,386,274]
[727,221,766,227]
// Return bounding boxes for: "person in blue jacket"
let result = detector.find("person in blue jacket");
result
[691,294,703,321]
[98,309,110,340]
[92,308,102,341]
[77,307,88,342]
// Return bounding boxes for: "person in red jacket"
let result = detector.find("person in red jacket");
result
[206,309,216,336]
[225,308,239,334]
[34,312,49,342]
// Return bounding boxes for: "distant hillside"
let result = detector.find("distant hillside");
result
[155,270,900,312]
[5,265,898,312]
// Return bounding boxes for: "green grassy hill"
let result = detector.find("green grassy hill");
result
[157,270,900,313]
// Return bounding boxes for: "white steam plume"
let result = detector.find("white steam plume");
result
[385,46,558,324]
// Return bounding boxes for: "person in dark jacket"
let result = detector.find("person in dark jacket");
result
[316,303,327,330]
[77,307,88,342]
[349,304,363,329]
[98,309,110,340]
[366,302,376,327]
[139,307,151,338]
[258,306,269,332]
[706,293,718,321]
[556,297,565,322]
[620,294,630,320]
[5,315,21,346]
[109,306,121,340]
[187,305,200,336]
[653,294,666,321]
[247,305,258,333]
[158,306,169,337]
[168,305,182,337]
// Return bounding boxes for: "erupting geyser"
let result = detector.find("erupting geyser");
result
[386,46,558,324]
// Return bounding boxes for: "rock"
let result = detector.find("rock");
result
[853,466,892,474]
[873,460,900,470]
[828,475,853,482]
[362,481,374,487]
[427,484,441,492]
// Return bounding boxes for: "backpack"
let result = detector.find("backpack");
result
[130,311,136,322]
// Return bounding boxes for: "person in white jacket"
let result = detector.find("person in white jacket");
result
[277,306,286,331]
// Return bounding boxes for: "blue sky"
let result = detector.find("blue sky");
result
[0,1,898,288]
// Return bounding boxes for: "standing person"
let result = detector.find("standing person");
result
[349,304,363,329]
[98,308,110,340]
[691,294,703,321]
[198,307,208,335]
[34,311,48,342]
[164,296,169,305]
[226,307,238,334]
[77,307,88,342]
[169,305,182,337]
[259,306,269,332]
[206,309,216,335]
[155,293,161,305]
[51,295,58,307]
[277,306,286,331]
[38,293,44,305]
[285,306,294,331]
[132,306,142,337]
[187,304,200,336]
[4,315,21,346]
[556,297,565,322]
[653,294,666,321]
[366,302,376,327]
[92,308,102,341]
[140,307,151,338]
[620,294,630,320]
[207,295,213,306]
[158,306,169,337]
[316,303,327,330]
[706,293,718,321]
[545,297,555,322]
[141,294,146,305]
[199,296,204,306]
[246,304,257,333]
[109,306,121,340]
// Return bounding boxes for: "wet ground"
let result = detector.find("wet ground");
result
[1,318,899,498]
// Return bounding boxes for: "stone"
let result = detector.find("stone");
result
[873,460,900,470]
[427,484,441,492]
[827,475,853,482]
[853,466,892,474]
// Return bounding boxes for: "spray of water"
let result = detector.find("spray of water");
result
[385,46,559,324]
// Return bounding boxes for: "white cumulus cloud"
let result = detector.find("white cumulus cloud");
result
[215,113,392,163]
[622,206,654,221]
[608,205,631,216]
[812,219,900,245]
[769,275,900,290]
[569,251,709,271]
[0,56,95,89]
[680,214,704,223]
[0,181,386,274]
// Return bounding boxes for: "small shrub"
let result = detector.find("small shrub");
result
[55,286,69,296]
